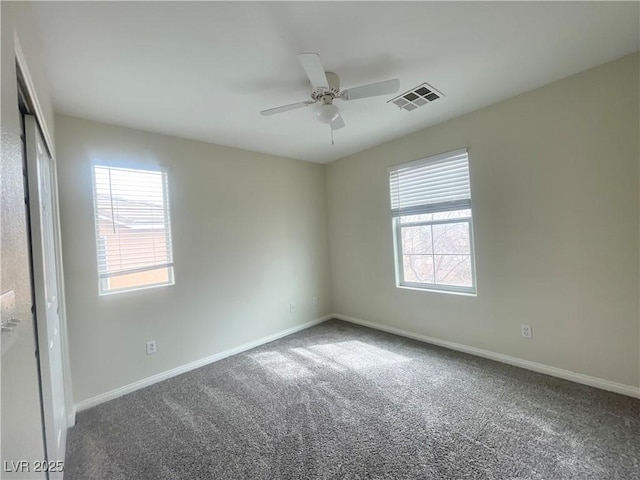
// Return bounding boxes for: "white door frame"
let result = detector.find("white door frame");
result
[15,28,75,431]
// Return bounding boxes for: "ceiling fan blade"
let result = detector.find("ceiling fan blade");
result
[341,79,400,101]
[331,114,345,130]
[298,53,329,89]
[260,101,315,116]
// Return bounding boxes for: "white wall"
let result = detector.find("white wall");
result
[326,53,640,389]
[1,2,55,477]
[55,115,332,404]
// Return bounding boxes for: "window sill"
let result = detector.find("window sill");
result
[396,284,477,297]
[99,280,175,297]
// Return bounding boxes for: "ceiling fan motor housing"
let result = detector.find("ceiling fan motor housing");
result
[311,72,341,101]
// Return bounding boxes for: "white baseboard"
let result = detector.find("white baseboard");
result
[75,315,333,412]
[333,313,640,399]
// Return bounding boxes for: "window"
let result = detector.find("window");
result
[389,148,476,294]
[92,165,174,295]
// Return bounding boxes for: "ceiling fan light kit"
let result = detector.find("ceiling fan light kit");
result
[260,53,401,139]
[316,103,340,124]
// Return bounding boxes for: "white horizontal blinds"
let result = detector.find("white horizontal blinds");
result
[93,165,173,280]
[389,149,470,217]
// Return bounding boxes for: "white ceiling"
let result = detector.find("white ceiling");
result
[30,2,639,164]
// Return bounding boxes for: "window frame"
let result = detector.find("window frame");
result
[389,148,477,295]
[91,162,175,296]
[393,213,477,295]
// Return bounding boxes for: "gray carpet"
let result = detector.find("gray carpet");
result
[65,319,640,479]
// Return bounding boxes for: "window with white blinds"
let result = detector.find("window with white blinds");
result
[389,148,471,217]
[92,165,174,295]
[389,149,477,294]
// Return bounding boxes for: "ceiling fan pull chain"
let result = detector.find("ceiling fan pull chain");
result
[330,125,335,146]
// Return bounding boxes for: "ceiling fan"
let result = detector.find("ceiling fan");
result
[260,53,400,132]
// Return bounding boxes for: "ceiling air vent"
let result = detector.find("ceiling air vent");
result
[388,83,443,111]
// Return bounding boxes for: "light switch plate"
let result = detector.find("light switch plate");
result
[1,291,19,355]
[1,290,16,325]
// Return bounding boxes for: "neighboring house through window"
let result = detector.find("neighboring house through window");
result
[92,164,174,295]
[389,148,477,294]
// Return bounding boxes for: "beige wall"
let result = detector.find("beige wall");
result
[326,53,640,388]
[55,115,333,403]
[1,2,55,476]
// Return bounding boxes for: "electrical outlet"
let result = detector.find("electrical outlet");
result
[146,340,157,355]
[312,296,318,307]
[521,325,532,339]
[289,303,295,313]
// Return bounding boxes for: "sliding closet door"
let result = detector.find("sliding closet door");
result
[25,114,66,478]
